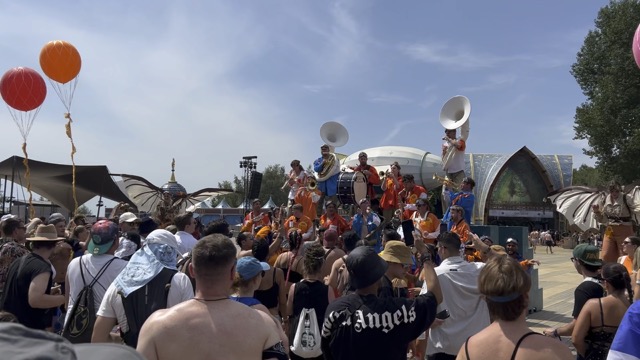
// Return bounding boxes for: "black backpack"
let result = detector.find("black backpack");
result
[120,267,177,348]
[62,257,116,343]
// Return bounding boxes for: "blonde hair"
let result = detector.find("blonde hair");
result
[633,246,640,272]
[479,255,531,321]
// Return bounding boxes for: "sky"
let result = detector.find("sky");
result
[0,0,613,213]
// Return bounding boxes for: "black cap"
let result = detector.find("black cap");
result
[346,246,388,289]
[462,177,475,187]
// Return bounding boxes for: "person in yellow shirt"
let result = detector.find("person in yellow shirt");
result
[411,199,440,245]
[294,175,322,221]
[283,204,313,242]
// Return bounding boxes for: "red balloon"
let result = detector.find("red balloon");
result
[0,67,47,112]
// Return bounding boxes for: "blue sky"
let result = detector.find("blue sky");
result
[0,1,612,212]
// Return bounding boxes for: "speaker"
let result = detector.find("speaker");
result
[248,171,263,200]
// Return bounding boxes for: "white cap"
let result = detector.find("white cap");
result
[119,212,139,224]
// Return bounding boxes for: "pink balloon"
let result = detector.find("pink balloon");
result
[634,24,640,69]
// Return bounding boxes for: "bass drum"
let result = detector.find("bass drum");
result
[337,172,367,205]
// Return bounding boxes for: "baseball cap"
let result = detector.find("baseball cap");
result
[0,322,144,359]
[0,214,17,223]
[89,220,118,255]
[379,240,412,265]
[573,244,602,267]
[119,212,139,224]
[506,238,518,246]
[47,213,66,225]
[347,246,388,289]
[236,257,270,280]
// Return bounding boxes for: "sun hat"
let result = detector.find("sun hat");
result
[236,256,270,280]
[26,224,65,241]
[347,246,388,289]
[88,220,119,255]
[379,240,412,265]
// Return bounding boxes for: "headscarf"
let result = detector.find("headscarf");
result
[114,229,179,297]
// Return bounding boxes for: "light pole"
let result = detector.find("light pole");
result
[239,156,258,215]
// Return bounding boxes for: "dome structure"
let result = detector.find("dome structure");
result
[161,159,187,199]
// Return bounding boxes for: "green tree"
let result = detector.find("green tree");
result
[571,0,640,183]
[75,204,93,216]
[572,164,604,187]
[212,164,288,208]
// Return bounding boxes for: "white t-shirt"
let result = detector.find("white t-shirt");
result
[288,171,307,200]
[427,256,490,356]
[96,272,194,333]
[175,231,198,255]
[64,254,128,327]
[442,140,465,174]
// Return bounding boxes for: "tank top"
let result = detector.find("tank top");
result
[289,280,329,342]
[583,298,618,360]
[254,269,279,309]
[464,331,540,360]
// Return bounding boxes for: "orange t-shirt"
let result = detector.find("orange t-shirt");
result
[412,211,441,244]
[380,177,403,210]
[294,188,321,220]
[284,215,313,236]
[320,213,351,236]
[241,211,270,233]
[402,185,428,219]
[451,219,470,243]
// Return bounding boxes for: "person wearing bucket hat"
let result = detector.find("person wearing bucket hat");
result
[543,243,604,340]
[64,220,127,332]
[379,241,413,298]
[321,246,442,360]
[0,224,65,329]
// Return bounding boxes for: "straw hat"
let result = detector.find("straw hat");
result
[27,224,66,241]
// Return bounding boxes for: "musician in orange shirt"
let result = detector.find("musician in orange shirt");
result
[351,152,381,200]
[411,199,440,245]
[400,174,428,219]
[283,204,313,242]
[449,205,470,243]
[294,175,322,220]
[319,201,350,237]
[380,162,403,223]
[241,198,270,233]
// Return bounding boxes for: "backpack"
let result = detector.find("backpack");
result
[290,308,323,358]
[335,255,352,297]
[177,251,196,292]
[120,267,177,348]
[62,257,116,343]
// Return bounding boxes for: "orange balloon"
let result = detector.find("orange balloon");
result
[39,40,81,84]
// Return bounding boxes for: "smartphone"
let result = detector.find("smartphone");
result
[435,309,450,320]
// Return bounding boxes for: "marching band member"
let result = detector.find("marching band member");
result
[313,144,341,213]
[442,127,467,186]
[350,152,381,200]
[283,204,313,242]
[411,198,441,245]
[242,198,271,233]
[380,162,403,224]
[442,177,476,231]
[592,181,638,263]
[294,175,322,221]
[399,174,428,219]
[352,198,382,252]
[449,205,470,243]
[283,159,307,208]
[319,201,350,237]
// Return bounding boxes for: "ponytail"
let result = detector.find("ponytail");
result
[623,271,634,303]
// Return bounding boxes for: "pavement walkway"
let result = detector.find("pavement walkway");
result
[526,246,582,352]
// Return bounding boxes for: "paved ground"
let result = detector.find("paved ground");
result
[526,246,581,352]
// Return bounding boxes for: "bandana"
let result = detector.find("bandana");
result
[114,243,178,297]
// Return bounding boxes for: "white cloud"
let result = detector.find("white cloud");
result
[366,92,412,104]
[460,74,518,92]
[399,42,527,70]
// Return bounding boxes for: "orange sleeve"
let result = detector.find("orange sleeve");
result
[457,139,466,151]
[368,166,381,185]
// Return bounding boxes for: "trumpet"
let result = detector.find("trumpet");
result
[433,174,460,190]
[308,178,317,190]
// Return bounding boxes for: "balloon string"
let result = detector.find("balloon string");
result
[65,113,78,212]
[21,142,34,220]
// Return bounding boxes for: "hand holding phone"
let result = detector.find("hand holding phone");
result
[435,309,450,320]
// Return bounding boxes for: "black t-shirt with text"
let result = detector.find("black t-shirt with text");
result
[572,279,604,318]
[0,253,53,329]
[321,292,437,360]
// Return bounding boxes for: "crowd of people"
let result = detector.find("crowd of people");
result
[1,152,640,359]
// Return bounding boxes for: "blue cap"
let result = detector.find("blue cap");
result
[236,257,270,280]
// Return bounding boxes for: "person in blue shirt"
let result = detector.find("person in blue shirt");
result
[351,198,382,252]
[442,177,475,231]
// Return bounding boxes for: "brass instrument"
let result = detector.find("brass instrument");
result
[308,178,317,190]
[433,174,460,191]
[440,95,471,170]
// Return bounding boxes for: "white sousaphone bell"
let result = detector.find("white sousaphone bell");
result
[320,121,349,151]
[440,95,471,169]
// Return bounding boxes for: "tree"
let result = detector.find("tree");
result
[572,164,604,187]
[75,204,93,216]
[571,0,640,183]
[212,164,289,208]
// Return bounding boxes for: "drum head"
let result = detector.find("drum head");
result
[337,172,368,205]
